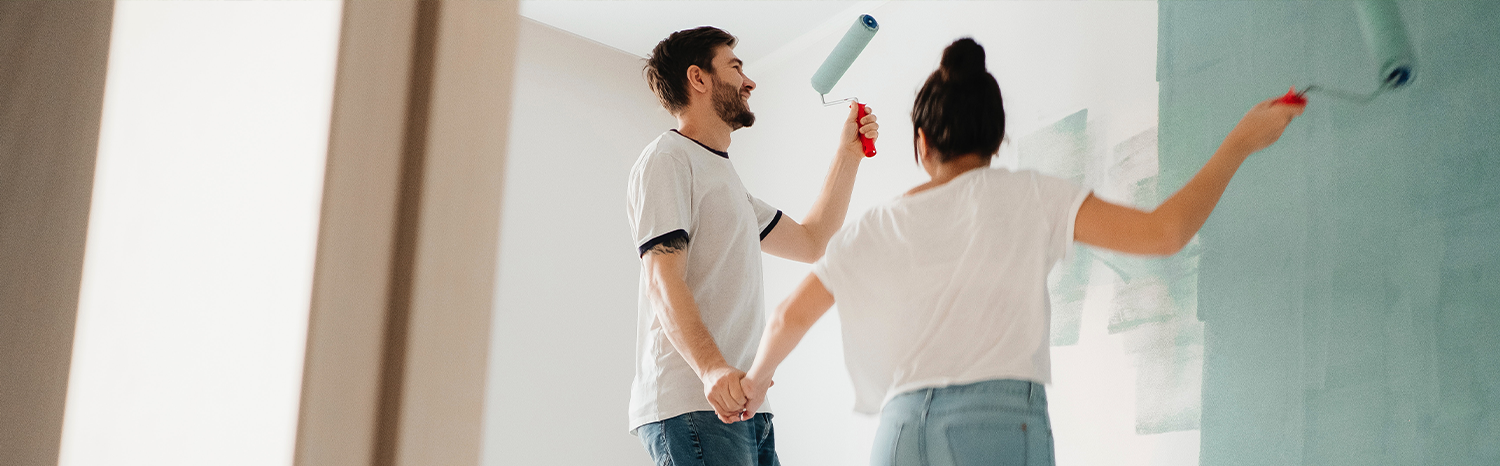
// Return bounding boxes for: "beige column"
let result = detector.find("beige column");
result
[0,2,114,465]
[294,1,518,465]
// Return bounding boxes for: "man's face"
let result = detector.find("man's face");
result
[708,45,756,129]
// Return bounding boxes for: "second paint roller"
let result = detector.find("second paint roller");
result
[812,14,879,157]
[1293,0,1416,103]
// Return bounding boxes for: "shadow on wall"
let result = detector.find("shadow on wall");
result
[1158,2,1500,465]
[483,17,673,466]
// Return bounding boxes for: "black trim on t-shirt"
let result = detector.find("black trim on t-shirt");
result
[760,211,783,241]
[638,229,689,257]
[671,129,729,159]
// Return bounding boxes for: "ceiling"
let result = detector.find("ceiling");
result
[519,1,870,64]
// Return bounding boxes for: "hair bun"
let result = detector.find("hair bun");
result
[939,38,986,78]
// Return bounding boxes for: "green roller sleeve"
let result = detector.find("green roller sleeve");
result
[1356,0,1415,89]
[811,14,879,95]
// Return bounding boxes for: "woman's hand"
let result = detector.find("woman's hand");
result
[1225,96,1305,154]
[737,372,775,421]
[702,365,748,424]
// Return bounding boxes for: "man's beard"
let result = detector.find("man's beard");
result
[712,77,755,130]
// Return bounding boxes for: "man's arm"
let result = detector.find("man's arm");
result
[761,104,878,263]
[1076,97,1303,255]
[640,236,746,421]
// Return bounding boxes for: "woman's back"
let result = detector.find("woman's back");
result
[813,167,1088,413]
[737,36,1300,466]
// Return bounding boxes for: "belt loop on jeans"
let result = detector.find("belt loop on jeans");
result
[1028,382,1034,402]
[920,388,934,421]
[918,388,935,466]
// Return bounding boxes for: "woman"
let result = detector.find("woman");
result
[733,38,1303,465]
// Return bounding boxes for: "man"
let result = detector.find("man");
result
[626,26,878,465]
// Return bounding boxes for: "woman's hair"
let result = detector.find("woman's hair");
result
[911,38,1006,164]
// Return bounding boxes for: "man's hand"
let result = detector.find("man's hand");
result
[701,365,748,423]
[839,102,880,158]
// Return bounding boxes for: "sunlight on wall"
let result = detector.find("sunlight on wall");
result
[59,2,341,465]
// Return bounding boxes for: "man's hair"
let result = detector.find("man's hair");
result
[911,38,1006,163]
[645,26,738,115]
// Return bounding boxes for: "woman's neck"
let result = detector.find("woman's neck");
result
[906,154,990,196]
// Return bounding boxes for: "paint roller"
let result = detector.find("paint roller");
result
[812,14,879,157]
[1287,0,1416,104]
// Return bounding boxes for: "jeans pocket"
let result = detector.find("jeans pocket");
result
[638,422,676,466]
[1034,425,1055,466]
[759,415,773,444]
[945,421,1028,466]
[1028,410,1055,466]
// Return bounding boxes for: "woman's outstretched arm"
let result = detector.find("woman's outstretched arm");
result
[1075,96,1304,255]
[735,272,835,422]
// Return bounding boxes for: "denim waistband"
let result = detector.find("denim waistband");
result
[892,379,1047,406]
[878,379,1054,466]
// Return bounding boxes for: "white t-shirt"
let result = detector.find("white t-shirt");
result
[625,130,781,431]
[811,167,1090,414]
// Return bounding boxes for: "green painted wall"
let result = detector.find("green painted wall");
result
[1158,2,1500,465]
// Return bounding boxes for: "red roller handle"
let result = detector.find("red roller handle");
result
[856,102,876,157]
[1277,87,1308,105]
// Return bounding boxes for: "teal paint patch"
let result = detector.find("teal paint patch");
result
[1160,1,1500,464]
[1021,109,1212,435]
[1097,127,1207,435]
[1018,110,1094,347]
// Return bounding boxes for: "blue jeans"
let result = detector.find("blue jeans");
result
[873,379,1055,466]
[638,411,780,466]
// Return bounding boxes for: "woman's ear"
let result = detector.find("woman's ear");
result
[915,128,929,160]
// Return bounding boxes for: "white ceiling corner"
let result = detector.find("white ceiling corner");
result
[518,1,870,64]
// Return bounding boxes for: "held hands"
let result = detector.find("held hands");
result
[1225,96,1306,155]
[737,372,774,422]
[701,365,748,424]
[702,366,774,424]
[839,103,880,158]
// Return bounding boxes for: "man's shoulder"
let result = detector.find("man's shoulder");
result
[634,132,695,168]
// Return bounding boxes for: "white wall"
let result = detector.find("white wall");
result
[60,2,341,465]
[483,18,673,466]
